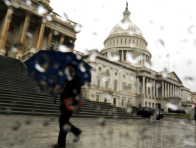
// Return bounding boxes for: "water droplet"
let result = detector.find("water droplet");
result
[184,76,194,85]
[88,50,99,61]
[26,32,32,38]
[26,0,31,6]
[97,117,106,126]
[119,20,130,30]
[166,103,178,110]
[53,30,59,35]
[59,44,71,52]
[128,31,135,36]
[74,24,82,32]
[63,124,71,132]
[13,2,19,8]
[107,51,120,61]
[43,121,50,127]
[35,53,50,72]
[62,13,69,22]
[25,119,32,125]
[37,5,48,16]
[79,62,86,72]
[4,0,11,6]
[12,121,21,131]
[156,39,165,49]
[187,61,193,65]
[46,14,53,21]
[188,25,196,34]
[126,106,133,114]
[76,54,81,60]
[92,32,97,36]
[36,81,48,92]
[11,43,23,52]
[42,18,47,23]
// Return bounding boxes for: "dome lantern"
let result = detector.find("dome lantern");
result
[123,2,131,20]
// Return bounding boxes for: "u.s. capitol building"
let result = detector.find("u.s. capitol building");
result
[81,5,192,112]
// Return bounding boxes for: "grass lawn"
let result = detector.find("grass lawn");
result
[164,114,192,119]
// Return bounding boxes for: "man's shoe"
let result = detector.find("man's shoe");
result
[72,130,82,142]
[52,144,66,148]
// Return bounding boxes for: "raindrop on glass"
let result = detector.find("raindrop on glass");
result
[63,124,71,132]
[62,13,69,22]
[12,121,21,131]
[188,25,196,34]
[59,44,71,52]
[26,32,32,38]
[54,30,59,35]
[156,39,165,49]
[88,50,99,61]
[46,14,53,21]
[79,62,86,72]
[107,51,119,62]
[26,0,32,6]
[35,54,50,72]
[97,117,106,126]
[42,18,47,23]
[4,0,11,6]
[74,24,82,32]
[37,5,48,16]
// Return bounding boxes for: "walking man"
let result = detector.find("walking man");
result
[53,63,82,148]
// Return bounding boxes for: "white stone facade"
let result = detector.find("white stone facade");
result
[81,5,192,112]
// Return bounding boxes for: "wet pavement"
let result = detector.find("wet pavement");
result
[0,115,196,148]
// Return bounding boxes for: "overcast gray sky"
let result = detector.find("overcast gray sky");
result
[50,0,196,92]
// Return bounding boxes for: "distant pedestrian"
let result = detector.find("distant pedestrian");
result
[53,63,82,148]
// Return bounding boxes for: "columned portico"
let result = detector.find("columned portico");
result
[0,6,13,55]
[19,12,31,53]
[142,77,145,96]
[162,81,164,98]
[36,22,46,49]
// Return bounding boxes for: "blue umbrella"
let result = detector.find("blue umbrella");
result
[24,50,92,90]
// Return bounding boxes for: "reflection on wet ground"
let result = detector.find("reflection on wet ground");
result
[0,115,195,148]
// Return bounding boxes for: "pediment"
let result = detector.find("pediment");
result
[168,72,182,83]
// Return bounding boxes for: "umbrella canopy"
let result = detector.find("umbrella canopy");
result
[24,50,92,89]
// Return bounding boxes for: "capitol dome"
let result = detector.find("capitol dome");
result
[109,19,143,37]
[100,3,151,67]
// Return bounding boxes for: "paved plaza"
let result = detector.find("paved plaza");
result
[0,115,196,148]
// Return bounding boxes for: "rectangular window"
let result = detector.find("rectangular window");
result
[99,67,102,71]
[124,51,126,61]
[104,98,107,103]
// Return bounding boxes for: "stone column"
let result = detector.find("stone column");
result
[153,80,155,97]
[146,78,148,96]
[165,82,167,98]
[71,39,76,52]
[0,7,13,55]
[36,22,46,49]
[173,85,174,97]
[19,12,31,53]
[47,29,53,48]
[170,84,172,97]
[136,77,139,95]
[162,81,164,98]
[122,50,124,61]
[150,79,152,97]
[142,77,145,96]
[168,83,169,98]
[59,34,64,45]
[156,81,158,98]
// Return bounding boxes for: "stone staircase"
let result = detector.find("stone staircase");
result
[0,55,141,119]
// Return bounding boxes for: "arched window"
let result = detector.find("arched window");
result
[121,39,122,44]
[115,72,117,76]
[125,39,126,44]
[114,80,117,90]
[129,39,131,44]
[145,102,147,107]
[152,103,154,108]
